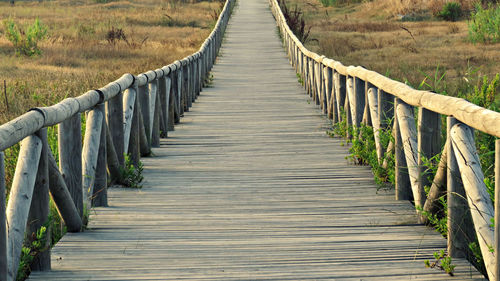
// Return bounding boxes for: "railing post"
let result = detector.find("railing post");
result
[168,81,176,132]
[183,59,191,111]
[82,107,104,211]
[295,46,300,72]
[324,66,334,120]
[106,92,124,167]
[306,58,312,97]
[7,134,42,281]
[148,78,157,142]
[27,128,50,271]
[353,77,365,127]
[314,60,321,105]
[47,150,82,232]
[158,71,170,138]
[197,54,202,95]
[177,62,185,117]
[152,78,161,148]
[93,103,108,207]
[335,72,346,123]
[127,81,141,166]
[362,82,373,126]
[158,73,167,138]
[58,113,83,218]
[171,65,180,124]
[394,98,411,200]
[417,108,441,204]
[377,89,393,130]
[447,116,471,258]
[138,78,151,148]
[0,151,7,281]
[344,80,352,140]
[193,56,198,98]
[191,57,196,101]
[495,139,500,281]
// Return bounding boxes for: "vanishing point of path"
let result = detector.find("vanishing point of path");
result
[30,0,484,280]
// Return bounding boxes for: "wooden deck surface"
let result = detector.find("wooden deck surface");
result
[29,0,485,279]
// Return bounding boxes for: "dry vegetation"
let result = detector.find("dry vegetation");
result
[286,0,499,95]
[0,0,221,124]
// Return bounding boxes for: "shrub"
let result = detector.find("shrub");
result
[4,18,48,56]
[437,2,462,21]
[120,154,144,188]
[106,26,128,45]
[277,0,311,43]
[468,4,500,44]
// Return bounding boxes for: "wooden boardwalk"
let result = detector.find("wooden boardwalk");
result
[30,0,484,279]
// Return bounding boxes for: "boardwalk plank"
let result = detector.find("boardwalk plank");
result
[29,0,484,280]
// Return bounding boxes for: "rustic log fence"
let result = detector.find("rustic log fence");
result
[270,0,500,279]
[0,0,233,280]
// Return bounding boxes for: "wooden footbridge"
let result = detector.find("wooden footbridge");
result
[1,0,500,280]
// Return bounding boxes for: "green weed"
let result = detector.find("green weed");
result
[418,65,448,95]
[424,249,456,276]
[4,18,48,56]
[120,154,144,188]
[437,2,462,22]
[468,4,500,44]
[17,225,48,281]
[328,109,395,187]
[296,73,304,85]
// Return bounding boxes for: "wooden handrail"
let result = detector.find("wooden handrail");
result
[269,0,499,279]
[0,0,235,280]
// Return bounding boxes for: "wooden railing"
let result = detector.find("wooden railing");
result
[270,0,500,280]
[0,0,234,280]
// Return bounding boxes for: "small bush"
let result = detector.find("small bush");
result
[437,2,462,21]
[278,0,311,43]
[3,18,48,56]
[106,26,128,45]
[468,4,500,44]
[120,154,144,188]
[17,226,48,281]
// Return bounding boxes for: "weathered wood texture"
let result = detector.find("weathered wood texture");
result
[106,93,124,167]
[446,117,472,259]
[58,114,83,218]
[82,108,103,209]
[451,123,495,280]
[8,135,42,281]
[394,98,411,201]
[27,129,51,271]
[29,0,483,279]
[496,139,500,280]
[93,104,108,207]
[47,150,82,232]
[0,152,6,281]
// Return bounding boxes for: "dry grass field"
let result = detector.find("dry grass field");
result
[0,0,221,124]
[284,0,499,96]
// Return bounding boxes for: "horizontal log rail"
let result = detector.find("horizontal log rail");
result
[0,0,234,280]
[269,0,499,280]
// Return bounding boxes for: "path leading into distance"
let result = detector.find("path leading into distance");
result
[29,0,484,279]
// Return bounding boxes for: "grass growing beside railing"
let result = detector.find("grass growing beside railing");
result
[328,112,395,188]
[327,72,498,277]
[17,226,47,281]
[120,154,144,189]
